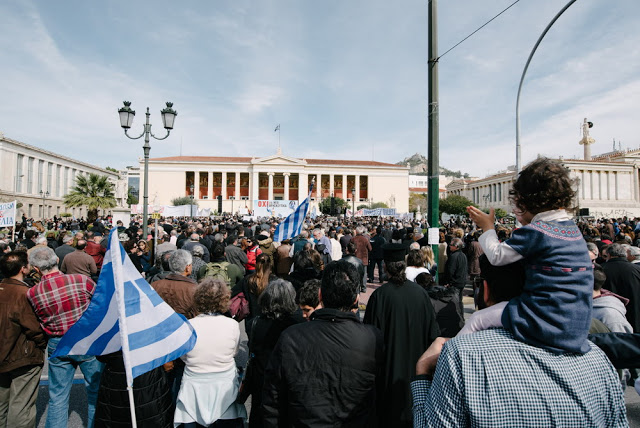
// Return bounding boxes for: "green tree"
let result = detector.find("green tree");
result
[105,166,119,174]
[409,193,427,213]
[127,188,139,205]
[370,202,388,209]
[171,196,197,206]
[319,197,347,214]
[63,174,116,223]
[494,208,508,219]
[439,194,475,216]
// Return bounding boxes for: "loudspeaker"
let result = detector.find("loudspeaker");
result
[217,195,223,213]
[579,208,589,216]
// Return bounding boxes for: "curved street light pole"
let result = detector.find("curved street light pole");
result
[515,0,578,173]
[118,102,177,238]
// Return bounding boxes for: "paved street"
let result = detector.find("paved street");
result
[36,279,640,427]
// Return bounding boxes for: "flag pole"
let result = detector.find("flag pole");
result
[11,200,17,243]
[111,231,138,428]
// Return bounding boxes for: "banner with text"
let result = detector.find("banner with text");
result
[0,201,17,228]
[253,200,299,218]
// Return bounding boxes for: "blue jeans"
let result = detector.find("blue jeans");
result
[46,337,104,428]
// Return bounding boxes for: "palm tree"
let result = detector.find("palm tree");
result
[63,174,116,223]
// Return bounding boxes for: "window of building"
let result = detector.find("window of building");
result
[56,165,62,196]
[47,162,53,193]
[16,154,24,193]
[27,158,34,194]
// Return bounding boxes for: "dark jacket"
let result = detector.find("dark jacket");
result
[0,278,47,373]
[427,285,465,337]
[444,249,468,289]
[95,352,172,428]
[603,258,640,332]
[369,235,386,260]
[263,308,384,428]
[246,315,300,428]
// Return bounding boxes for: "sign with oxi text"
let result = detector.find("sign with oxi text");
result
[253,200,299,218]
[0,201,17,228]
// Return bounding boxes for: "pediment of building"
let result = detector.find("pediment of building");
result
[251,154,307,166]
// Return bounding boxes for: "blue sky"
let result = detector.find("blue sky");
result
[1,0,638,178]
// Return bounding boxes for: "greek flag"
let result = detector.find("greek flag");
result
[51,229,197,386]
[273,191,311,242]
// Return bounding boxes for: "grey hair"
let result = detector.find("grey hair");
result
[409,242,420,251]
[607,243,628,259]
[169,249,193,273]
[628,246,640,259]
[450,238,464,249]
[62,235,73,244]
[300,230,309,239]
[191,245,204,257]
[313,228,324,237]
[586,242,599,256]
[189,233,200,241]
[29,246,58,273]
[214,233,224,243]
[35,236,47,245]
[356,226,365,235]
[259,278,297,320]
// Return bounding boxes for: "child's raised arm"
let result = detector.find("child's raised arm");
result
[466,206,495,232]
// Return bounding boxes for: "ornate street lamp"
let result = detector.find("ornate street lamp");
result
[118,101,177,238]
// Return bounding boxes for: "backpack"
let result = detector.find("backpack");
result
[203,261,231,287]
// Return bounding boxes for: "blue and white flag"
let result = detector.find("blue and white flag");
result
[273,191,312,242]
[52,229,197,386]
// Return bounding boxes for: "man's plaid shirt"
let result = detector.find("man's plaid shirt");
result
[411,328,627,427]
[27,271,95,337]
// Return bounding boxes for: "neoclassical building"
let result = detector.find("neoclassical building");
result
[445,148,640,218]
[140,151,410,213]
[0,133,119,220]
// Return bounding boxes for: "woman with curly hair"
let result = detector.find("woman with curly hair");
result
[465,157,593,354]
[174,278,246,427]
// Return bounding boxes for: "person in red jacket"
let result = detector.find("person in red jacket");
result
[244,237,262,276]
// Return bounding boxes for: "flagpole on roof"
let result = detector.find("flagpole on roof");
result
[274,124,281,154]
[111,233,138,428]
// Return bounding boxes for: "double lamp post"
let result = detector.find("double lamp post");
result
[118,101,177,238]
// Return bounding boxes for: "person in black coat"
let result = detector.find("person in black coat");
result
[415,272,465,337]
[368,226,386,283]
[94,352,172,428]
[443,238,468,316]
[602,243,640,332]
[263,261,384,427]
[245,279,301,428]
[341,241,365,293]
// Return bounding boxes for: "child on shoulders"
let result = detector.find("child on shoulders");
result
[459,157,593,354]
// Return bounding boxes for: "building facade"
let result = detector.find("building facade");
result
[0,133,119,220]
[141,153,410,213]
[444,149,640,218]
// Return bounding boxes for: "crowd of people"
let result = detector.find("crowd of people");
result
[1,158,639,426]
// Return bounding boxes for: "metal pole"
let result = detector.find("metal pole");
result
[142,108,151,238]
[515,0,578,173]
[427,0,440,272]
[153,217,158,262]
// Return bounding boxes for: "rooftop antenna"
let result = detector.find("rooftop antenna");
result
[613,138,616,151]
